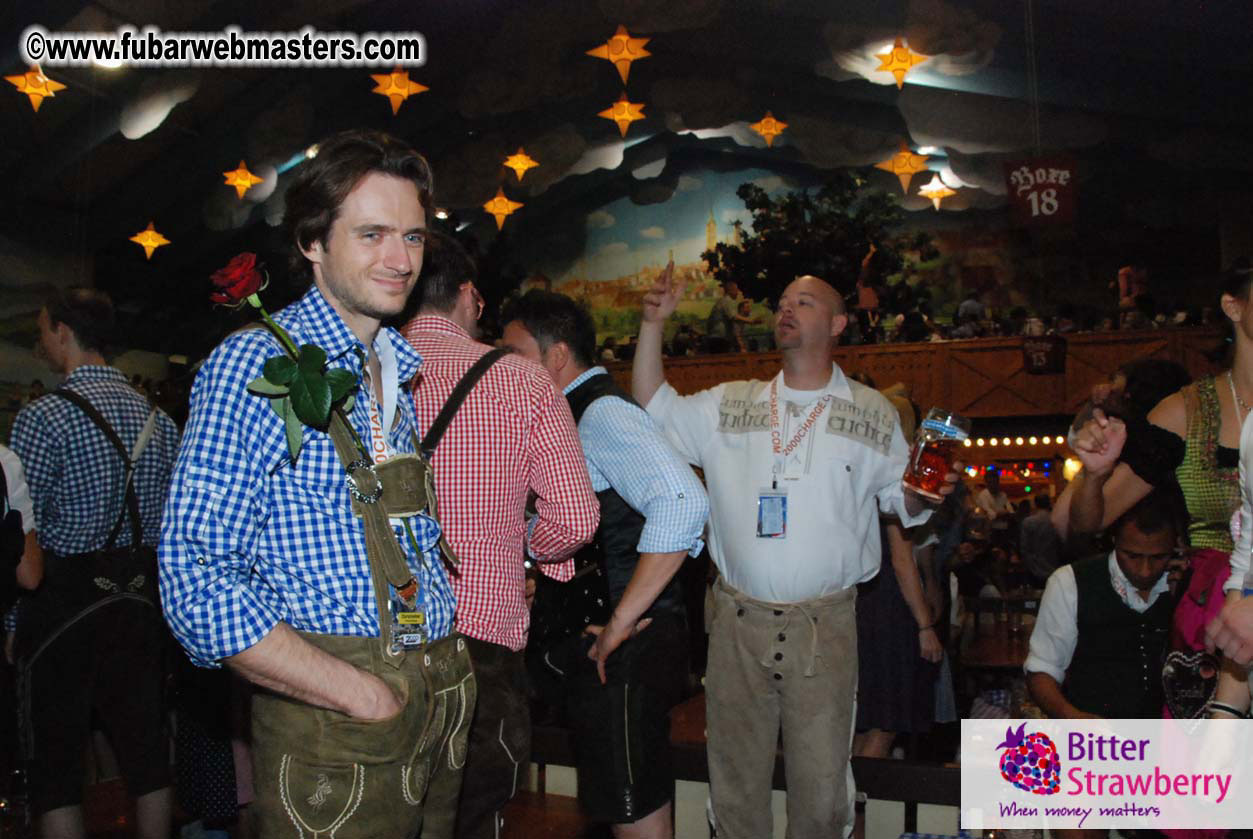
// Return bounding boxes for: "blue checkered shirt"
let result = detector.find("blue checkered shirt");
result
[158,286,454,668]
[10,366,180,556]
[564,367,708,556]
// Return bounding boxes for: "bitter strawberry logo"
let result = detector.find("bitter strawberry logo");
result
[996,723,1061,795]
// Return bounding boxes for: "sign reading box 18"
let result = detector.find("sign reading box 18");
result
[1003,157,1077,226]
[961,719,1252,831]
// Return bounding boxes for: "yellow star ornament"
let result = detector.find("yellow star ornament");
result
[875,38,928,89]
[586,25,651,84]
[503,148,539,181]
[750,111,787,147]
[223,160,264,199]
[370,66,428,115]
[6,65,66,112]
[130,222,171,259]
[918,175,955,211]
[875,142,930,193]
[483,188,523,230]
[598,94,646,138]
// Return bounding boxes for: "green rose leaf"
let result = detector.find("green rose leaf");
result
[263,355,297,386]
[288,367,332,428]
[297,343,328,375]
[247,375,289,397]
[265,395,286,422]
[325,368,358,403]
[282,396,304,463]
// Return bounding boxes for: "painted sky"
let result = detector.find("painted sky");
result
[547,167,805,284]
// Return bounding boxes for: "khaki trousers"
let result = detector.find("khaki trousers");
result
[250,632,476,839]
[706,578,858,839]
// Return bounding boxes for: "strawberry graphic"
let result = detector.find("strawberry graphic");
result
[995,723,1061,795]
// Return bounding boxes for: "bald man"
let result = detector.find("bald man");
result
[634,270,959,839]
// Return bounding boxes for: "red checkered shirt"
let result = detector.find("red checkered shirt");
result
[402,315,599,651]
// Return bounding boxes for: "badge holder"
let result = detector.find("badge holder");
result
[757,487,788,539]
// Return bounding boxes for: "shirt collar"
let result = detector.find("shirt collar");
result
[282,284,423,384]
[563,365,607,396]
[1106,551,1171,612]
[772,363,853,402]
[401,313,471,342]
[63,365,128,387]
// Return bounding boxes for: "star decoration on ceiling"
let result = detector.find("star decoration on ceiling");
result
[598,94,646,138]
[875,142,930,193]
[483,188,523,229]
[503,148,539,181]
[222,160,264,199]
[369,66,428,115]
[6,65,66,112]
[875,38,929,89]
[750,111,788,147]
[586,25,651,84]
[130,221,171,259]
[918,174,956,210]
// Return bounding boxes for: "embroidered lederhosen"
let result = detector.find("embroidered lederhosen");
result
[249,351,505,839]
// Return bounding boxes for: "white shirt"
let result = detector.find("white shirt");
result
[1227,409,1253,592]
[1,444,34,533]
[975,487,1013,527]
[646,364,928,602]
[1024,553,1172,682]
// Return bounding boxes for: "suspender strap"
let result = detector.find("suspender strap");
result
[419,349,507,460]
[48,389,144,551]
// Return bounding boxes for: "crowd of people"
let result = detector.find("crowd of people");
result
[2,127,1253,839]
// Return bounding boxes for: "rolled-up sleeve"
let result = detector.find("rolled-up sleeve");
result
[1023,565,1079,683]
[158,338,281,668]
[580,397,709,556]
[524,373,599,575]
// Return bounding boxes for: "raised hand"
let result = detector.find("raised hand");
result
[641,259,683,324]
[1072,408,1127,478]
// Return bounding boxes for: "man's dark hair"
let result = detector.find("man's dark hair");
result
[283,129,434,286]
[411,231,475,315]
[1111,483,1184,541]
[501,290,597,368]
[1033,494,1052,511]
[43,287,115,353]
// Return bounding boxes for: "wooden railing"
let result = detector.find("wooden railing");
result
[607,327,1222,418]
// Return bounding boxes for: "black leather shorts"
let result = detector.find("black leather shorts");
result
[566,613,688,824]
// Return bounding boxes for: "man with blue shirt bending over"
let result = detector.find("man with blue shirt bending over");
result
[502,291,709,839]
[160,130,471,838]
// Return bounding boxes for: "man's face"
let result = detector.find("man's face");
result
[306,171,426,331]
[36,308,67,374]
[1113,520,1177,593]
[502,321,559,381]
[774,276,846,351]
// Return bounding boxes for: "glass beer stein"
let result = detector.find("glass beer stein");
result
[903,407,970,501]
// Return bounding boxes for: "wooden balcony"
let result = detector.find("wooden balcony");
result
[608,327,1222,419]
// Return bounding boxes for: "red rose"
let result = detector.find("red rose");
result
[209,252,265,305]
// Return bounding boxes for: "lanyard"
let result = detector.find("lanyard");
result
[769,378,830,486]
[363,368,394,464]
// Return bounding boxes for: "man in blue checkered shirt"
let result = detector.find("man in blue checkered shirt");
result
[160,130,472,838]
[11,287,180,839]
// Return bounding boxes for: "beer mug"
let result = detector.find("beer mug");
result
[902,407,970,501]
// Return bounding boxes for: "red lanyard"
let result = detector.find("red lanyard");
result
[769,378,831,463]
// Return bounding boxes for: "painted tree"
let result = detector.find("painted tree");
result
[702,173,931,306]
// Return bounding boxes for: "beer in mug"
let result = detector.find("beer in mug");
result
[902,407,970,501]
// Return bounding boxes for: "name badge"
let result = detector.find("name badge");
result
[757,488,787,539]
